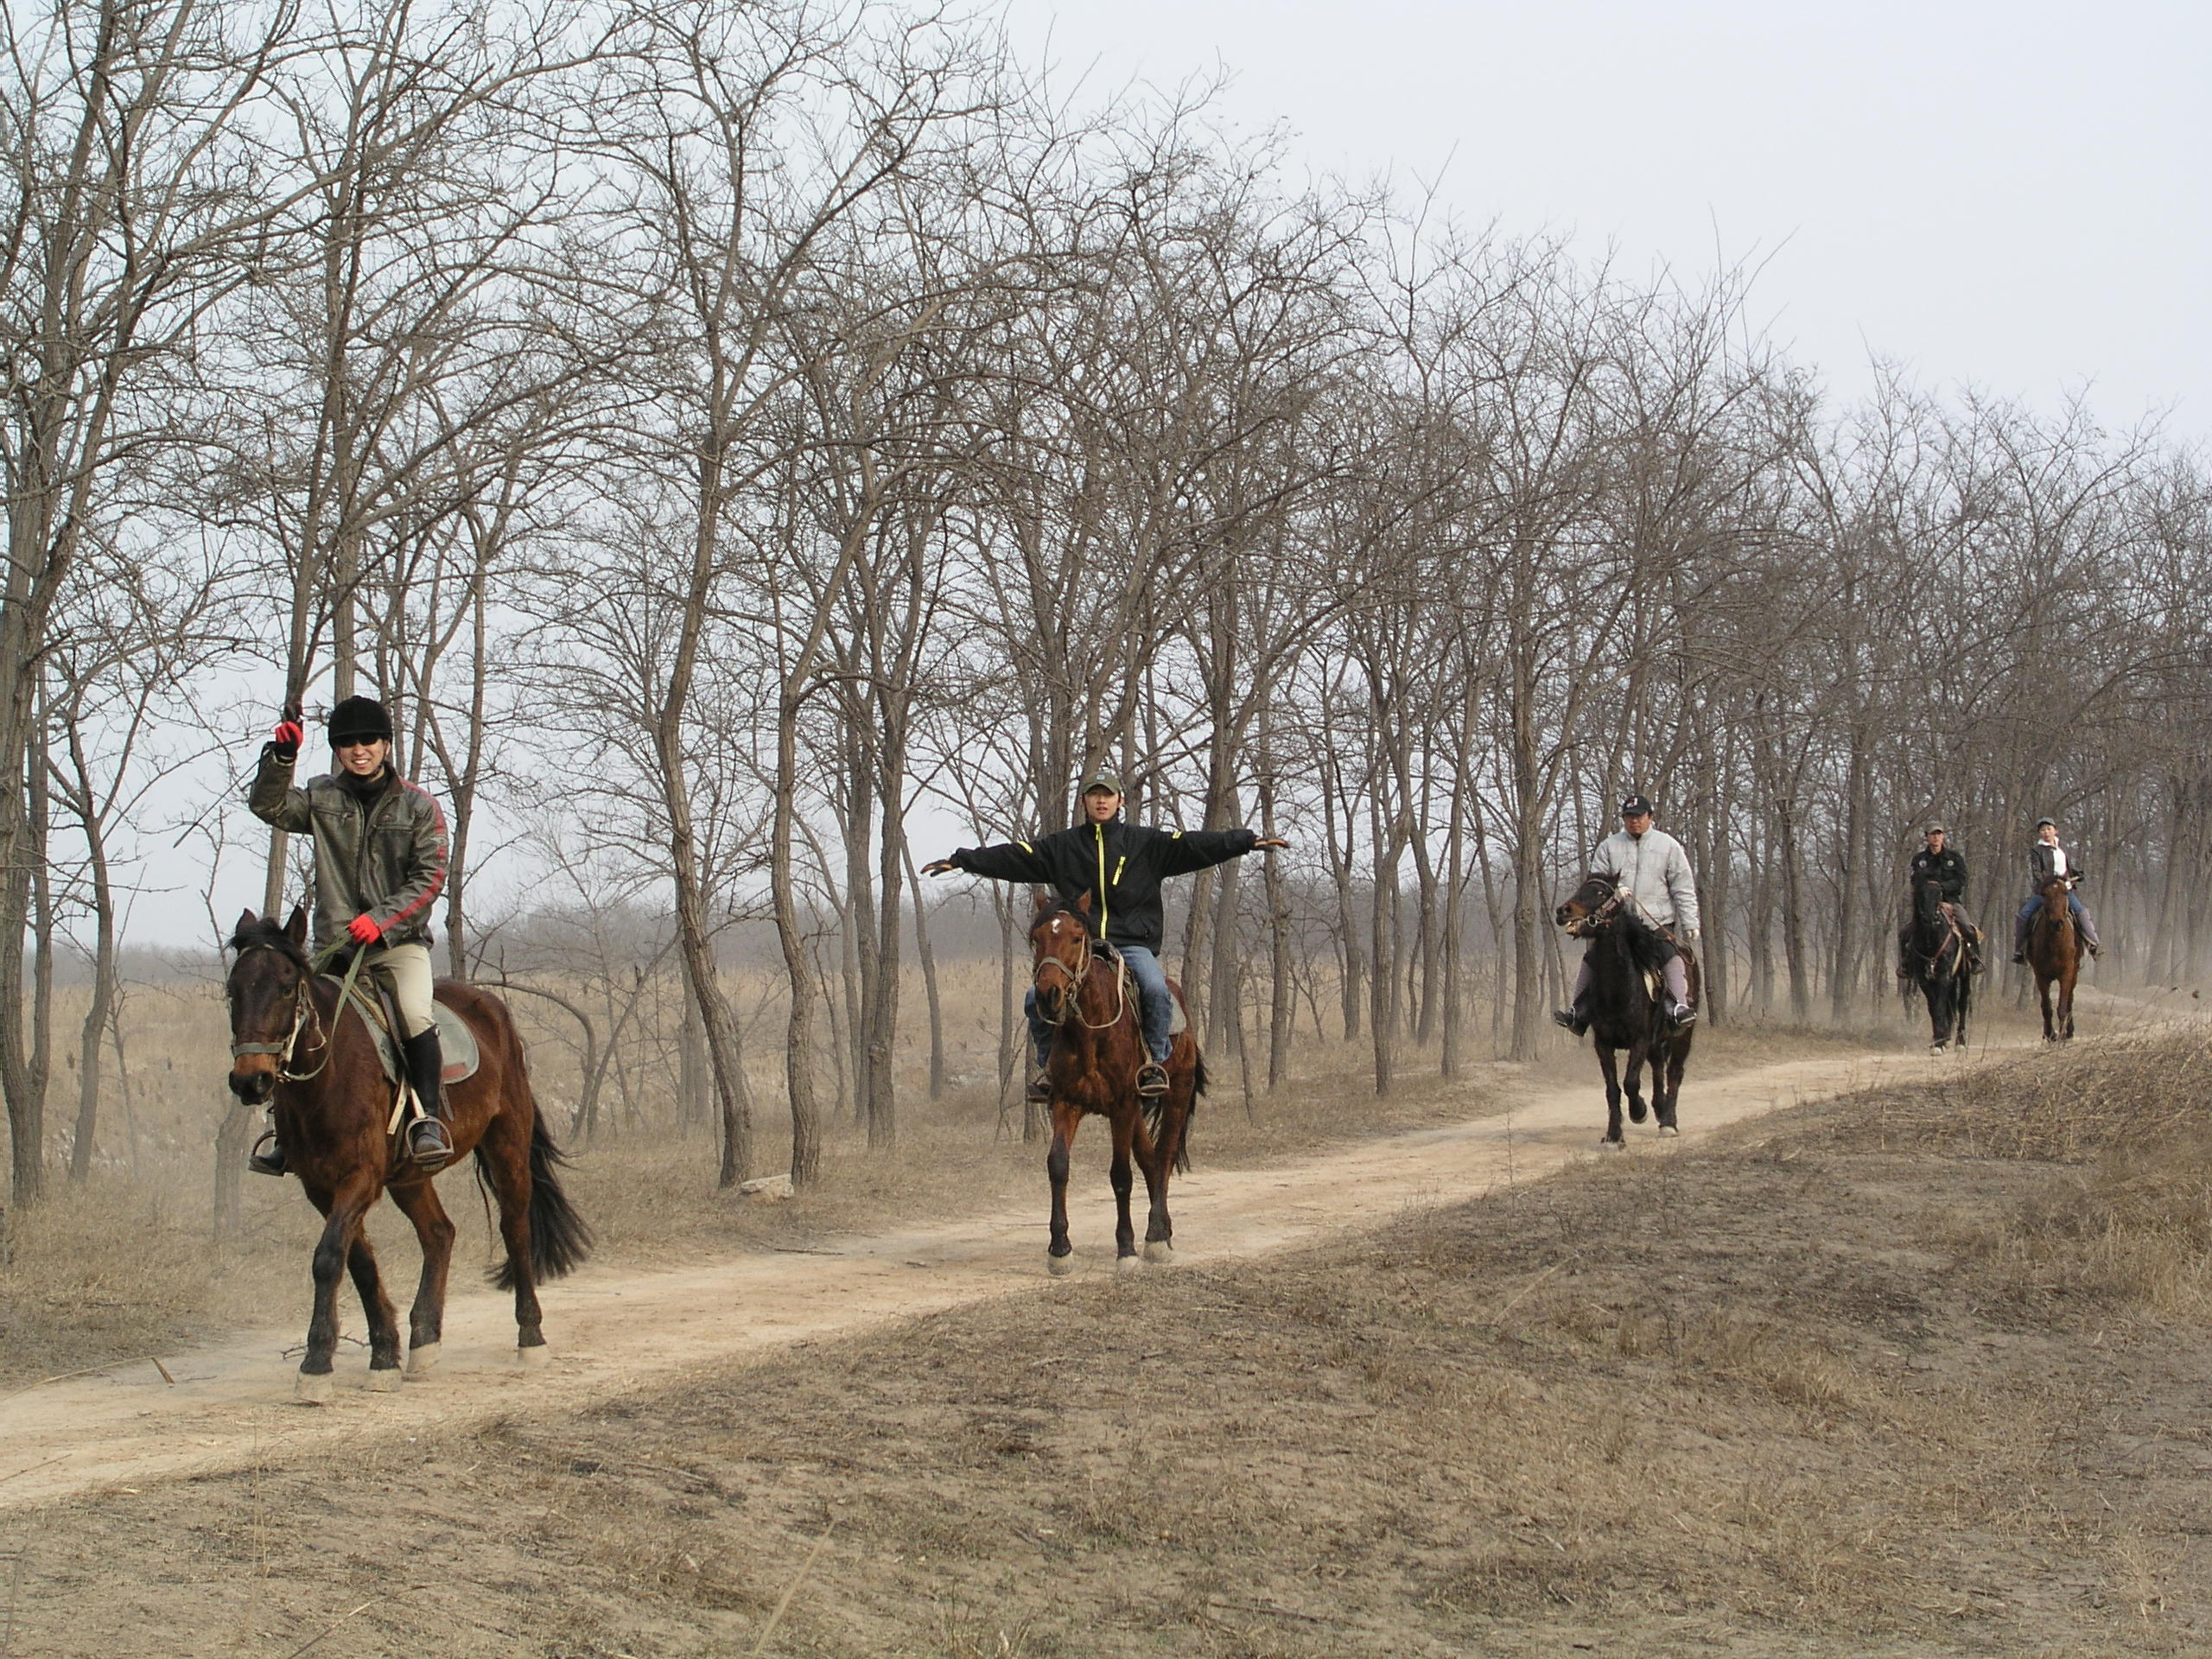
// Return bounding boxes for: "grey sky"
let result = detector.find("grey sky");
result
[1000,0,2206,435]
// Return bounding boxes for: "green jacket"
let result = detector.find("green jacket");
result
[249,747,449,952]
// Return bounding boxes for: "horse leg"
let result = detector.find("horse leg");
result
[1109,1107,1141,1274]
[476,1107,550,1363]
[1596,1046,1625,1147]
[1657,1037,1687,1135]
[345,1224,404,1391]
[2061,968,2076,1041]
[2037,973,2057,1042]
[1137,1070,1183,1264]
[296,1175,378,1404]
[387,1177,457,1375]
[1045,1098,1082,1276]
[1623,1037,1651,1128]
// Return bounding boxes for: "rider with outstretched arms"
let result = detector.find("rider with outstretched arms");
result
[2012,816,2101,963]
[1898,822,1984,974]
[1554,793,1700,1034]
[245,696,454,1173]
[924,772,1286,1100]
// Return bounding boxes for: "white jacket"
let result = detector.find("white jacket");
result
[1592,827,1700,938]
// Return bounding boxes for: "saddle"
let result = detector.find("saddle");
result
[327,975,481,1100]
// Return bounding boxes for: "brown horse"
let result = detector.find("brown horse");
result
[1030,894,1203,1276]
[2025,874,2082,1042]
[226,907,590,1402]
[1554,871,1698,1147]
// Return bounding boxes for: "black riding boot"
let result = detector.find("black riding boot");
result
[248,1121,286,1176]
[1551,1001,1591,1037]
[401,1028,454,1165]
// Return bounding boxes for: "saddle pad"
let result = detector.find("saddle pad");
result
[328,979,480,1086]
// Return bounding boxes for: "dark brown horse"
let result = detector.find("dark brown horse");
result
[1554,871,1698,1147]
[2025,874,2082,1041]
[1030,894,1203,1275]
[226,907,590,1402]
[1902,875,1975,1052]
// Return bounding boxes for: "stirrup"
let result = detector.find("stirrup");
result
[247,1129,286,1177]
[1136,1061,1169,1098]
[1668,1002,1698,1030]
[406,1115,454,1166]
[1025,1065,1050,1104]
[1551,1007,1588,1036]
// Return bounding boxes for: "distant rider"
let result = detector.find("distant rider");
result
[923,772,1285,1100]
[2012,817,2101,963]
[1897,822,1984,975]
[1554,793,1700,1034]
[246,696,454,1173]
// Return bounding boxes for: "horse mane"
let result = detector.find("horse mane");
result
[230,914,312,971]
[1611,904,1674,976]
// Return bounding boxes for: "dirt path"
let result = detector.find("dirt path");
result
[0,1040,1992,1511]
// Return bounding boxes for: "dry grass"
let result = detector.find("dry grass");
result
[16,1022,2212,1656]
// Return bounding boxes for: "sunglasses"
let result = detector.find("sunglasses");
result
[334,737,385,751]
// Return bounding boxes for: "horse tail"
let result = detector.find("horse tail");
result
[483,1051,594,1289]
[1147,1052,1204,1176]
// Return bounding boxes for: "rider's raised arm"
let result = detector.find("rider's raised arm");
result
[247,741,313,833]
[942,836,1053,884]
[1152,825,1260,878]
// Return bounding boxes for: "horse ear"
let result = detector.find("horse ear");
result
[1032,890,1053,915]
[284,906,308,944]
[1075,892,1092,915]
[236,906,257,935]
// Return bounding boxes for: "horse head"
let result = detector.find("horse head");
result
[226,905,313,1104]
[1028,891,1095,1026]
[1913,875,1948,927]
[1555,871,1623,938]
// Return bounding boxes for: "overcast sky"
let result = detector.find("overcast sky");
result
[997,0,2207,437]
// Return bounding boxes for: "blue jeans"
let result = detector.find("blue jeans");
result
[2016,893,2097,951]
[1025,944,1173,1066]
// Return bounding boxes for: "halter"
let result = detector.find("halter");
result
[228,939,364,1084]
[1032,918,1130,1033]
[1565,879,1627,938]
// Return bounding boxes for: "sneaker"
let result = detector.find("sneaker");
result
[2011,951,2024,965]
[1551,1007,1589,1037]
[1136,1062,1169,1098]
[1024,1065,1050,1104]
[1667,1002,1698,1030]
[407,1116,454,1166]
[247,1131,287,1177]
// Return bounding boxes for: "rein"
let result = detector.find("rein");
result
[1033,925,1131,1033]
[230,941,369,1084]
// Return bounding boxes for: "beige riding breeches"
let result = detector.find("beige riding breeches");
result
[361,941,436,1039]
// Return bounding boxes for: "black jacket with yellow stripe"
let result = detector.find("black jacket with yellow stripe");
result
[950,819,1258,952]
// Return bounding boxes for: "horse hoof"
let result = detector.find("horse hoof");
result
[1142,1240,1176,1265]
[365,1367,403,1393]
[1046,1252,1076,1278]
[1657,1125,1680,1139]
[1598,1138,1625,1153]
[294,1370,335,1406]
[515,1343,551,1370]
[1115,1254,1143,1278]
[1628,1103,1648,1124]
[406,1342,440,1376]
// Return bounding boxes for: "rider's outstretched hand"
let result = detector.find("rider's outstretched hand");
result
[1252,836,1289,850]
[920,858,957,877]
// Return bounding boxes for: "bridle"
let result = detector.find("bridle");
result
[1561,878,1626,938]
[1031,916,1129,1033]
[228,940,350,1084]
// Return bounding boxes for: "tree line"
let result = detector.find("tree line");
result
[4,0,2206,1207]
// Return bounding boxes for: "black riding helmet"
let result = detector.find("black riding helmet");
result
[327,696,392,747]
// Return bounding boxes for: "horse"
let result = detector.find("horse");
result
[1554,871,1698,1147]
[1029,893,1203,1276]
[2025,874,2082,1042]
[225,906,591,1402]
[1901,875,1975,1052]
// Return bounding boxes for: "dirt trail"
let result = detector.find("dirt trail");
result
[0,1041,1991,1510]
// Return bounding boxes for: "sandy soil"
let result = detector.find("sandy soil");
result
[0,1037,2008,1515]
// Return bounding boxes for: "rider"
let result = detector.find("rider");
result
[2012,817,2101,964]
[1897,822,1984,975]
[1553,793,1700,1035]
[923,772,1285,1100]
[245,695,454,1173]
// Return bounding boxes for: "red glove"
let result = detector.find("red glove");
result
[346,913,383,946]
[270,720,303,760]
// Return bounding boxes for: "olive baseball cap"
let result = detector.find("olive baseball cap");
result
[1081,771,1122,797]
